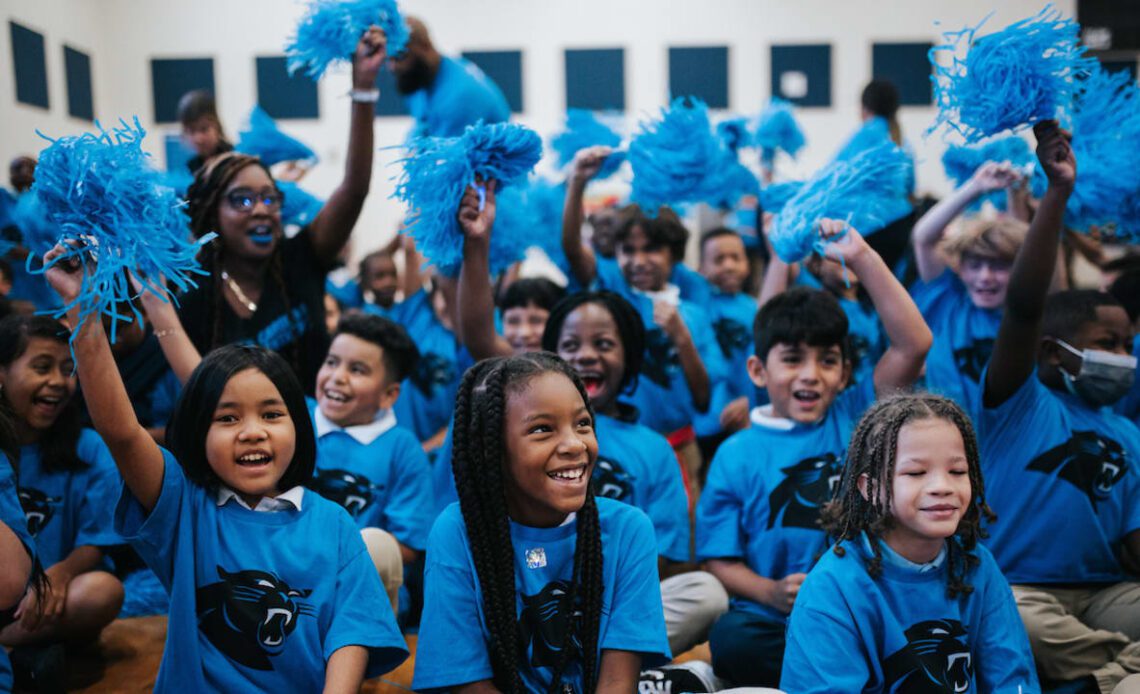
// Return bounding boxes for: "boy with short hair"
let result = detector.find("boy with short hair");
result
[696,220,932,689]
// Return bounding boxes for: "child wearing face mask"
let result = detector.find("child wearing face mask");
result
[981,122,1140,693]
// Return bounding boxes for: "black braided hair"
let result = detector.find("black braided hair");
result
[541,290,646,397]
[820,393,996,598]
[451,353,604,693]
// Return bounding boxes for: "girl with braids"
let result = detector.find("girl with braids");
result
[780,393,1038,693]
[177,27,387,394]
[413,353,670,693]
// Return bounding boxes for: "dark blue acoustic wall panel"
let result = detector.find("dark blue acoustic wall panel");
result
[872,42,933,106]
[151,57,215,124]
[669,46,729,108]
[770,44,831,107]
[565,48,625,111]
[462,50,523,113]
[374,68,408,117]
[64,46,94,121]
[10,22,49,109]
[256,56,319,119]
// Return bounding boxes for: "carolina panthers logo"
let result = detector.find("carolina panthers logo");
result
[952,338,994,383]
[591,456,634,502]
[196,567,314,671]
[884,620,973,693]
[767,454,842,530]
[519,580,583,669]
[306,469,380,516]
[410,352,455,397]
[1027,431,1127,510]
[642,328,679,388]
[17,487,60,537]
[713,318,751,359]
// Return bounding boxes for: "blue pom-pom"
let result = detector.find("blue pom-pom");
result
[393,121,543,276]
[834,116,892,163]
[753,98,805,162]
[760,181,805,215]
[9,192,57,256]
[236,106,319,167]
[941,136,1033,210]
[929,5,1096,143]
[771,143,913,262]
[286,0,409,80]
[27,118,214,344]
[716,118,753,153]
[705,153,760,211]
[629,97,724,213]
[277,180,326,228]
[550,109,625,179]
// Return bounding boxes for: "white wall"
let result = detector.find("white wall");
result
[1,0,1078,260]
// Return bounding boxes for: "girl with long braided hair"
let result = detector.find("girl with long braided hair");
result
[780,393,1038,693]
[177,27,387,394]
[414,353,669,694]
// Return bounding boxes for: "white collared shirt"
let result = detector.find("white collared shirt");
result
[750,405,797,431]
[313,406,397,446]
[216,485,305,512]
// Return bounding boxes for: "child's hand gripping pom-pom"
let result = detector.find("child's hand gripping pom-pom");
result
[928,4,1096,143]
[236,106,319,167]
[753,98,806,164]
[941,137,1032,210]
[770,143,912,263]
[629,97,725,213]
[286,0,407,80]
[551,110,626,180]
[393,121,543,276]
[28,118,215,344]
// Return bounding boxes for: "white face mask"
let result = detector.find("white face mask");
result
[1054,339,1137,407]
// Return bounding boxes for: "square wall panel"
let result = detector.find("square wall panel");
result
[64,45,94,121]
[462,50,523,113]
[872,42,934,106]
[10,22,49,109]
[256,56,319,119]
[374,68,408,117]
[151,57,215,124]
[669,46,728,108]
[770,44,831,107]
[565,48,624,111]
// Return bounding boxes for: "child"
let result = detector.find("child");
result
[542,290,729,656]
[0,315,124,679]
[414,353,670,692]
[780,394,1039,693]
[311,311,433,611]
[696,221,932,688]
[44,248,408,690]
[980,123,1140,692]
[178,90,233,174]
[911,161,1027,412]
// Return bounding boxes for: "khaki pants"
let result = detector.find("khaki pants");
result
[661,571,729,656]
[361,527,404,616]
[1013,582,1140,693]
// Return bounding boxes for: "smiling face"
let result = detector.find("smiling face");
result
[700,233,749,295]
[182,115,224,159]
[957,253,1012,310]
[0,337,75,438]
[216,165,283,261]
[555,303,626,414]
[205,368,297,505]
[316,334,397,428]
[617,225,673,293]
[503,303,550,355]
[750,341,848,423]
[503,372,598,527]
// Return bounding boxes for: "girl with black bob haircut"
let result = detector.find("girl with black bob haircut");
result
[414,352,669,693]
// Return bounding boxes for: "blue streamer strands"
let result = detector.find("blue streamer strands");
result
[928,5,1096,143]
[286,0,409,80]
[393,121,543,276]
[770,143,912,263]
[629,97,725,213]
[28,118,215,344]
[759,181,805,215]
[941,136,1033,210]
[705,153,760,211]
[753,98,805,164]
[550,109,626,179]
[277,180,326,228]
[236,106,319,167]
[716,118,753,153]
[9,193,56,256]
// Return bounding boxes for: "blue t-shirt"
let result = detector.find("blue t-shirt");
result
[14,429,122,567]
[978,370,1140,584]
[405,56,511,139]
[114,454,408,691]
[669,264,714,306]
[414,499,670,692]
[0,457,36,693]
[309,403,433,550]
[696,379,875,623]
[781,535,1039,694]
[912,270,1000,415]
[1113,333,1140,426]
[694,289,762,433]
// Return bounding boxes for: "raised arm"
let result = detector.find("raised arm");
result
[133,277,202,386]
[984,122,1075,408]
[561,146,613,287]
[758,212,798,306]
[400,234,425,299]
[307,27,385,266]
[44,247,164,512]
[456,181,513,360]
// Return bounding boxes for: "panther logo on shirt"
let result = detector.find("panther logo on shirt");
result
[952,338,994,383]
[520,580,583,669]
[307,469,379,516]
[17,487,60,537]
[642,328,679,388]
[1027,431,1127,510]
[883,619,973,693]
[410,352,455,397]
[197,567,314,671]
[767,454,842,530]
[591,456,634,502]
[713,318,750,359]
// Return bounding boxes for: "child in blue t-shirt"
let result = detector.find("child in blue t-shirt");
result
[781,393,1039,693]
[414,353,669,692]
[697,220,933,688]
[979,123,1140,692]
[910,161,1027,413]
[44,247,408,691]
[1,453,48,693]
[310,311,433,611]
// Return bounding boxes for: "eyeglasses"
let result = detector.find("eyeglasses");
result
[225,188,284,213]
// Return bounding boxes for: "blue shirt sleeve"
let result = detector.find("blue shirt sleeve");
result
[641,434,691,563]
[381,430,434,550]
[695,440,747,561]
[972,550,1041,693]
[598,506,671,664]
[781,602,870,694]
[112,449,185,589]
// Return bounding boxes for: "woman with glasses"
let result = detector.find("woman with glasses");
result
[176,27,387,393]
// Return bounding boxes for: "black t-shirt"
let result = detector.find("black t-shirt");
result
[178,231,330,394]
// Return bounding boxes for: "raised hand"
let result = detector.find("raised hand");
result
[352,25,388,88]
[1033,120,1076,190]
[971,161,1023,193]
[569,145,615,186]
[818,219,870,266]
[42,243,86,307]
[458,179,498,244]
